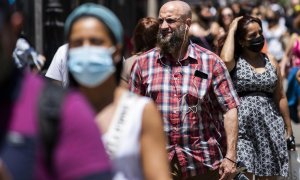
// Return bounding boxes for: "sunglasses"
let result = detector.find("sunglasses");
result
[222,13,233,17]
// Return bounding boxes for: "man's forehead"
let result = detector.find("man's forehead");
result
[159,6,182,18]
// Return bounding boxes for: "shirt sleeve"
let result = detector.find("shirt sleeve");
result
[120,55,137,83]
[54,91,112,179]
[45,44,67,82]
[129,59,146,95]
[212,58,240,112]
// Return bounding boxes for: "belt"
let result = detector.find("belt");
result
[238,91,273,98]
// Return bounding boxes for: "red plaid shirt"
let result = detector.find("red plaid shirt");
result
[129,43,239,177]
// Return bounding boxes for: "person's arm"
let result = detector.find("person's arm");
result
[140,101,170,180]
[45,44,68,87]
[211,58,239,180]
[296,69,300,84]
[219,108,238,180]
[128,59,146,95]
[220,17,243,71]
[269,55,294,141]
[120,55,137,89]
[0,160,11,180]
[280,33,297,77]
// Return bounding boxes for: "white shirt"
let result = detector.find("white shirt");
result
[45,44,69,87]
[102,92,150,180]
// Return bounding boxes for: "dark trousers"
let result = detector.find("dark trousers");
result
[0,134,36,180]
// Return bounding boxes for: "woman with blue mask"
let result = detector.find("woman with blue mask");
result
[0,1,112,179]
[65,3,170,180]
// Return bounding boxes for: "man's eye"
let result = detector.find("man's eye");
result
[158,18,177,24]
[166,19,176,24]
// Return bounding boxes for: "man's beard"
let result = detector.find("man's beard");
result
[157,25,186,54]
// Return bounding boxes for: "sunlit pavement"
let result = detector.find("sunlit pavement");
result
[291,121,300,147]
[282,79,300,147]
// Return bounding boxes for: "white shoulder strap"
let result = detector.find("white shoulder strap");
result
[104,92,136,157]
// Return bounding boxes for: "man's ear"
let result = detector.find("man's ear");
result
[186,18,192,27]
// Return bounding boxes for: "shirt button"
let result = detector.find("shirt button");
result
[174,94,177,97]
[173,110,177,113]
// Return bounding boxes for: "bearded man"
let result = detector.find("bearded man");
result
[129,1,240,180]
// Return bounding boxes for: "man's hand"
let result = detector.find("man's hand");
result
[219,158,237,180]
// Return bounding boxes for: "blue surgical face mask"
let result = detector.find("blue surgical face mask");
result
[68,46,116,88]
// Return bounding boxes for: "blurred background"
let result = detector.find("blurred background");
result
[17,0,287,70]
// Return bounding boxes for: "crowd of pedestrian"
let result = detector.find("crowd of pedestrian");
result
[1,0,299,180]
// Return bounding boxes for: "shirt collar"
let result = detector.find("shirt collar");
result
[158,41,197,62]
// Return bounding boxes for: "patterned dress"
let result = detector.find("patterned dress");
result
[230,55,288,177]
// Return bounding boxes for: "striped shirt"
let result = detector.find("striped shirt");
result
[129,43,239,177]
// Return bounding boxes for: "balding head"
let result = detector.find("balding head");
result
[157,1,191,56]
[160,1,192,21]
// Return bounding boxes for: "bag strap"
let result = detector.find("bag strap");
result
[38,81,66,173]
[104,92,133,157]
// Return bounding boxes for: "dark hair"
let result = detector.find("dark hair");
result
[193,3,215,29]
[217,6,234,31]
[67,15,123,87]
[217,15,262,58]
[132,17,159,54]
[0,0,15,22]
[38,82,66,173]
[235,15,262,57]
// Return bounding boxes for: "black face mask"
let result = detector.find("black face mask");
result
[200,16,212,23]
[246,35,265,53]
[266,17,278,24]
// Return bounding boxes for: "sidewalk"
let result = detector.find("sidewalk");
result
[283,79,300,147]
[292,121,300,147]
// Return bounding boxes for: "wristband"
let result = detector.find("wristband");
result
[224,157,237,164]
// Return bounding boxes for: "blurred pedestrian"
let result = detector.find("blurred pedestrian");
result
[120,17,159,88]
[220,15,294,180]
[0,1,112,179]
[189,3,222,52]
[64,3,170,180]
[218,6,235,33]
[263,5,288,63]
[45,44,68,87]
[281,14,300,123]
[13,36,46,74]
[129,1,239,179]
